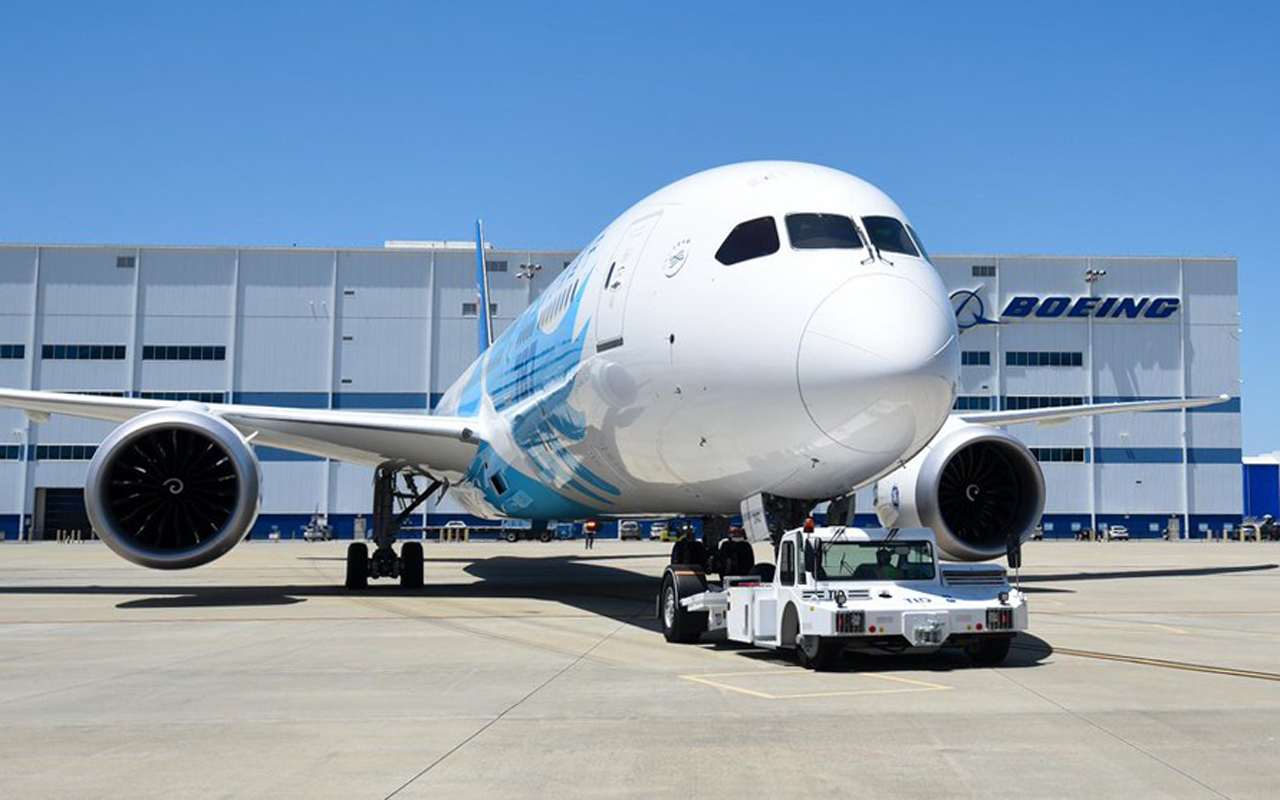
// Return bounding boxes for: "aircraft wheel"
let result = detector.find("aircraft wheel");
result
[796,635,843,671]
[400,541,424,589]
[967,635,1012,666]
[750,562,775,582]
[345,542,369,590]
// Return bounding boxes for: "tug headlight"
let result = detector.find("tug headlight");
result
[998,591,1010,605]
[835,590,847,607]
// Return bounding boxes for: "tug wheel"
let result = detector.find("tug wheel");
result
[659,566,708,644]
[796,635,844,671]
[967,635,1012,666]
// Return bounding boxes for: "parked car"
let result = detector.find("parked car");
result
[649,521,668,540]
[1103,525,1130,542]
[619,520,642,541]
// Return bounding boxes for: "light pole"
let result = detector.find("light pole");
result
[1084,267,1106,537]
[11,427,27,542]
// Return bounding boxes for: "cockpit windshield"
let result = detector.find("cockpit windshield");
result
[715,217,781,265]
[785,214,863,250]
[862,216,920,257]
[906,224,931,262]
[814,541,936,581]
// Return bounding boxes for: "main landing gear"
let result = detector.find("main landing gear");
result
[667,517,756,582]
[345,462,443,591]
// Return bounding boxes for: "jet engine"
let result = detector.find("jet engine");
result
[85,407,261,569]
[873,419,1044,561]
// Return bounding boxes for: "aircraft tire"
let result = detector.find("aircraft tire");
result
[345,542,369,590]
[749,562,776,582]
[400,541,424,589]
[966,635,1012,666]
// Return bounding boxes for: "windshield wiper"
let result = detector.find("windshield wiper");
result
[838,552,854,577]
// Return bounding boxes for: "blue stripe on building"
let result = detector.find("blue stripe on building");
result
[1187,448,1244,464]
[232,392,330,408]
[333,392,430,409]
[1094,447,1183,464]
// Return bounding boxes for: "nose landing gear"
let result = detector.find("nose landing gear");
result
[344,462,443,590]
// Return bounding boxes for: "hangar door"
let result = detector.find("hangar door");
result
[35,488,92,540]
[595,211,662,350]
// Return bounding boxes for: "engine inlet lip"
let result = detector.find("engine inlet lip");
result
[915,426,1045,562]
[85,408,260,570]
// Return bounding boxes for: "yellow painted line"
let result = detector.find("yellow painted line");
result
[1149,623,1188,635]
[1047,647,1280,682]
[680,669,951,699]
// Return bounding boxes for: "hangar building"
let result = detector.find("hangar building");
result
[0,243,1241,540]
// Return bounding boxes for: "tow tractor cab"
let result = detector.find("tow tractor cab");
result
[659,525,1027,670]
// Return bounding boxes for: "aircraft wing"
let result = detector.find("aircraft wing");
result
[0,389,482,472]
[957,394,1232,427]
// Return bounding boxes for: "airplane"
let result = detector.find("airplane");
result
[0,161,1228,589]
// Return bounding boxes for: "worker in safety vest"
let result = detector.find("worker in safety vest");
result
[584,519,598,550]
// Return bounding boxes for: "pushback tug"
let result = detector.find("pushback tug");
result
[659,521,1027,670]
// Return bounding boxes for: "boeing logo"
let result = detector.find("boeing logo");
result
[950,289,999,331]
[1002,295,1180,320]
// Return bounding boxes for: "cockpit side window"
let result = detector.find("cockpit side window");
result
[862,216,920,257]
[715,217,780,265]
[907,224,931,262]
[785,214,863,250]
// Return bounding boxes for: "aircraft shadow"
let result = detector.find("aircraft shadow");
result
[0,553,664,626]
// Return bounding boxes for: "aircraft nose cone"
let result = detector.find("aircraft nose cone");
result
[797,272,958,454]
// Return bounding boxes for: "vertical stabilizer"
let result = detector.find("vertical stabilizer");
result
[475,220,494,353]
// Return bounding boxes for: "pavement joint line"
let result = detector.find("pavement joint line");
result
[383,618,629,799]
[1013,643,1280,682]
[679,669,951,700]
[992,667,1235,800]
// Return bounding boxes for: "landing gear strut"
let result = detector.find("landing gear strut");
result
[344,462,443,590]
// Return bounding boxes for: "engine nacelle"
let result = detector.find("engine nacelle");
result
[85,407,261,569]
[873,418,1044,561]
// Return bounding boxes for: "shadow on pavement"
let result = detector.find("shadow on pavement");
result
[702,630,1053,672]
[0,553,664,628]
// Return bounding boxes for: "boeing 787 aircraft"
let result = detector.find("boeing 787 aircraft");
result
[0,162,1226,588]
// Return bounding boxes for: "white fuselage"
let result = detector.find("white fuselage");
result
[436,162,960,519]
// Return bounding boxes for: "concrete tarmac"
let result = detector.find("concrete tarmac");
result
[0,539,1277,799]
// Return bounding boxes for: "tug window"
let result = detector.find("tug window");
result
[785,213,863,250]
[779,541,796,585]
[715,216,780,265]
[862,216,920,257]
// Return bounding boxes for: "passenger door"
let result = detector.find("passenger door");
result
[594,211,662,351]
